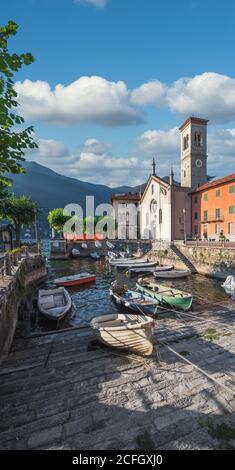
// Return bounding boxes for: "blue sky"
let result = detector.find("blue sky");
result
[2,0,235,186]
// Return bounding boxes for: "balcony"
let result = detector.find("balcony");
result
[201,213,224,223]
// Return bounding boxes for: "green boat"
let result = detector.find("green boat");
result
[136,279,193,311]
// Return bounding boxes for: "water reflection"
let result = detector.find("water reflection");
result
[32,252,227,333]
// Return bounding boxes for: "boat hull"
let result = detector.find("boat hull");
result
[54,274,96,287]
[154,270,190,279]
[38,287,72,320]
[137,283,193,311]
[91,314,154,356]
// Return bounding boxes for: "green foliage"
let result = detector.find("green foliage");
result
[0,20,37,187]
[48,208,71,234]
[0,194,38,246]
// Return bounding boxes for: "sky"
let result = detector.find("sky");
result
[1,0,235,187]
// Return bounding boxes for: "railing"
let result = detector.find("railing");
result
[184,240,235,248]
[201,214,224,223]
[0,244,41,279]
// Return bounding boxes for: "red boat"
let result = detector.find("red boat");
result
[53,272,96,287]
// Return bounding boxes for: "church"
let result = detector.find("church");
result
[140,116,209,242]
[111,116,235,242]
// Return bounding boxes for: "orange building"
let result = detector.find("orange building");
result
[191,174,235,241]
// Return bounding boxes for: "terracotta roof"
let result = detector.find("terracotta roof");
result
[111,192,141,202]
[179,116,209,131]
[191,173,235,194]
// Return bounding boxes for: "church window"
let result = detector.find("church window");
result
[183,134,189,150]
[150,199,157,214]
[151,184,154,195]
[195,132,203,147]
[146,213,149,226]
[159,209,162,224]
[184,170,186,178]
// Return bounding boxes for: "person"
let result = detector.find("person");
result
[219,230,225,246]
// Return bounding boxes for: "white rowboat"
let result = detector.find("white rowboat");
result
[95,241,102,249]
[38,287,72,320]
[154,269,190,279]
[106,241,115,249]
[91,313,154,356]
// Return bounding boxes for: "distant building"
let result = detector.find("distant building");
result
[191,174,235,241]
[111,193,141,239]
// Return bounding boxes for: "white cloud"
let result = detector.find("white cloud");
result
[27,137,148,187]
[74,0,108,7]
[131,72,235,122]
[15,77,144,127]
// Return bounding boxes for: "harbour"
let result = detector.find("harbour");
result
[0,243,234,450]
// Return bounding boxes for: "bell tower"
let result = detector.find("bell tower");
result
[180,116,208,189]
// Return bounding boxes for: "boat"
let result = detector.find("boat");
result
[81,243,88,249]
[71,248,80,257]
[222,276,235,299]
[95,240,102,249]
[128,265,174,276]
[154,269,190,279]
[110,282,159,315]
[106,241,115,249]
[54,272,96,287]
[136,278,193,311]
[113,261,158,270]
[90,252,100,260]
[119,251,133,259]
[90,313,154,356]
[38,287,72,320]
[107,251,118,259]
[109,256,148,266]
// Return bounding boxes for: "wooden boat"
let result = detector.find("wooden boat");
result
[107,251,118,259]
[109,256,140,265]
[71,248,80,257]
[106,241,115,249]
[222,276,235,299]
[81,243,88,249]
[115,261,158,270]
[110,283,159,315]
[129,265,174,276]
[136,279,193,311]
[38,287,72,320]
[90,313,154,356]
[154,269,190,279]
[90,252,100,260]
[54,272,96,287]
[95,240,102,249]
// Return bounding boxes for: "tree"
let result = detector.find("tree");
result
[48,208,71,234]
[0,194,38,246]
[0,21,37,188]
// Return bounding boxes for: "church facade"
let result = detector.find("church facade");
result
[140,116,208,242]
[111,115,235,242]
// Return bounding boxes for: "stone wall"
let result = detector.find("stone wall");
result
[0,255,47,364]
[148,244,235,279]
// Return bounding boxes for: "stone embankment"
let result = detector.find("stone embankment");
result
[149,243,235,279]
[0,254,47,364]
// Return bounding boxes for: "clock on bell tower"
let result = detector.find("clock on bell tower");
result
[180,116,208,189]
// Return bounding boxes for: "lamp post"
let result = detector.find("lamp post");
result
[34,208,38,248]
[183,208,187,245]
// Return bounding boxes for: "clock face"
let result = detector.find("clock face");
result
[196,159,202,168]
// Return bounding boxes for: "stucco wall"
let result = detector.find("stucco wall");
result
[0,255,47,364]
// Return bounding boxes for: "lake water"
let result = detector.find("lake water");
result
[30,241,228,333]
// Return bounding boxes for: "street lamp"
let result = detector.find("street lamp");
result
[183,208,187,245]
[34,208,38,244]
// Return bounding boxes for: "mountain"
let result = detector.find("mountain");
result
[9,161,142,209]
[8,162,145,236]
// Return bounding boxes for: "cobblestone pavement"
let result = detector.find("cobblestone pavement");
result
[0,300,235,450]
